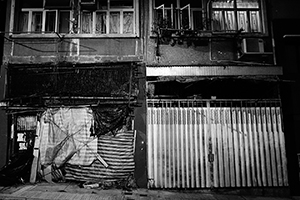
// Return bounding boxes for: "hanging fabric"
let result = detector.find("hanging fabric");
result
[39,107,97,166]
[92,106,131,137]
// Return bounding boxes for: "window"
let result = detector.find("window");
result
[17,9,71,34]
[211,0,264,33]
[14,0,137,36]
[18,10,43,33]
[153,0,205,31]
[79,0,136,35]
[15,0,72,34]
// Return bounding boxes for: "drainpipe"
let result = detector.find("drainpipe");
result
[270,20,277,65]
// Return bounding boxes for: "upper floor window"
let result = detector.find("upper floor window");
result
[13,0,138,36]
[211,0,264,33]
[18,9,71,34]
[80,0,136,34]
[154,0,205,31]
[15,0,72,34]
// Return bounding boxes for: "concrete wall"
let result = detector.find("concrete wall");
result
[3,37,143,64]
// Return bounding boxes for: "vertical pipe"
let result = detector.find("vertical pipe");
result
[9,0,15,36]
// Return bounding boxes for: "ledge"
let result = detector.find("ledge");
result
[146,65,283,76]
[10,33,139,39]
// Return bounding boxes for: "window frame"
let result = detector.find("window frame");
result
[78,0,138,36]
[11,0,139,38]
[19,8,44,33]
[152,0,207,31]
[17,8,72,34]
[210,0,266,34]
[79,7,136,35]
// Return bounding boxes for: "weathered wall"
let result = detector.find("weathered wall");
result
[146,37,239,65]
[271,0,300,195]
[273,19,300,196]
[4,37,143,64]
[0,0,8,169]
[0,66,8,169]
[145,32,275,66]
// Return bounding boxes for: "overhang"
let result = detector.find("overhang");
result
[146,65,283,76]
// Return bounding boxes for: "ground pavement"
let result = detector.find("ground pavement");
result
[1,182,300,200]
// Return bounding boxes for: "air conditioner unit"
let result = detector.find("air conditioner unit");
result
[80,0,96,4]
[241,38,265,53]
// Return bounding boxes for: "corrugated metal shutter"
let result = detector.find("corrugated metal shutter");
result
[147,100,288,189]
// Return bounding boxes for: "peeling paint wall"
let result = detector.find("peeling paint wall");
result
[146,36,274,66]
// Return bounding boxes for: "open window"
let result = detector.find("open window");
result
[211,0,264,33]
[153,0,205,31]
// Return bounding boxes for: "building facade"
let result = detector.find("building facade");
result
[0,0,299,194]
[144,0,287,190]
[1,0,146,186]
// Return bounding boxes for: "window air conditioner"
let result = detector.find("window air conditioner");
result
[241,38,265,53]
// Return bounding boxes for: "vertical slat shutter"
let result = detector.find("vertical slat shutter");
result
[147,100,288,189]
